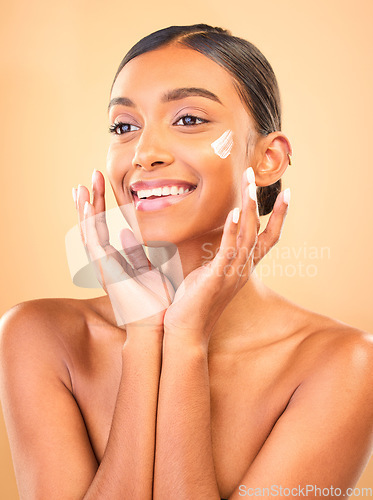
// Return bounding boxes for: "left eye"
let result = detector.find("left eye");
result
[174,114,208,126]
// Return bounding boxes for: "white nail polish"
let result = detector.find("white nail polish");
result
[232,207,240,223]
[249,183,257,201]
[84,201,89,215]
[92,169,97,185]
[283,188,291,205]
[246,167,255,184]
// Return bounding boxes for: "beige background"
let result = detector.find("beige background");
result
[1,0,372,497]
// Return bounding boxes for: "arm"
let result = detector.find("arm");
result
[86,325,163,499]
[228,331,373,499]
[153,169,288,499]
[0,301,163,500]
[153,327,373,500]
[153,334,219,500]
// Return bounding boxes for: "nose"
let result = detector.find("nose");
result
[132,127,174,171]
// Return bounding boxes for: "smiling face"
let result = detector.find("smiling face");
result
[107,44,259,245]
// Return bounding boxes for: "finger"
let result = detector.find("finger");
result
[210,208,240,277]
[236,182,260,260]
[77,184,90,246]
[253,188,290,266]
[72,187,77,209]
[229,182,258,284]
[91,169,110,247]
[119,228,154,274]
[232,251,253,286]
[91,169,106,213]
[217,168,257,280]
[89,170,129,270]
[84,201,130,289]
[241,167,255,205]
[84,202,168,328]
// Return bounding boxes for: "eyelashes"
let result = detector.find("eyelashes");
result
[108,122,140,135]
[108,114,209,136]
[174,114,208,127]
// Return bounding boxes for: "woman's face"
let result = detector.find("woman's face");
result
[107,44,258,245]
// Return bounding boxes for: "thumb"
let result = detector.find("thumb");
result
[119,228,153,273]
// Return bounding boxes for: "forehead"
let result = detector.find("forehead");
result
[111,44,242,107]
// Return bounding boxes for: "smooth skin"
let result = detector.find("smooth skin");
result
[1,45,373,500]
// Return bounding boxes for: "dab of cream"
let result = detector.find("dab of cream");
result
[211,130,233,159]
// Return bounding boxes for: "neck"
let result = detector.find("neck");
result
[207,270,275,354]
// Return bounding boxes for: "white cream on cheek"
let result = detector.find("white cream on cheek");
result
[211,129,234,159]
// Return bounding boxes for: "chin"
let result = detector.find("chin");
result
[125,220,181,247]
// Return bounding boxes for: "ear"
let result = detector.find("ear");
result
[253,132,292,187]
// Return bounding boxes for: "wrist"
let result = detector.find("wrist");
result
[125,323,164,346]
[163,327,208,354]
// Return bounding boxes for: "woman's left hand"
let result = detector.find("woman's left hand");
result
[163,168,290,346]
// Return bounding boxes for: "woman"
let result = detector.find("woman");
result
[0,24,372,499]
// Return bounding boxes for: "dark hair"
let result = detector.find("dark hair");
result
[112,24,282,216]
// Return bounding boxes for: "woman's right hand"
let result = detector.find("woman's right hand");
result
[72,169,175,333]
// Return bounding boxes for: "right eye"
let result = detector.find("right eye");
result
[109,121,140,135]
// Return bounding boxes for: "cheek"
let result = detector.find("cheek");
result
[182,132,240,209]
[208,130,247,208]
[175,130,236,179]
[106,143,132,183]
[211,129,234,159]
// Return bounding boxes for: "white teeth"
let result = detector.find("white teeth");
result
[135,185,194,199]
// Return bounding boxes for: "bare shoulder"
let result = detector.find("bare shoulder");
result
[0,299,86,387]
[0,294,116,341]
[0,297,88,346]
[299,309,373,365]
[270,292,373,391]
[0,296,118,385]
[0,294,122,374]
[289,305,373,400]
[274,292,373,360]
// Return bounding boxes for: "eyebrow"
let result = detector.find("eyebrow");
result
[107,87,223,112]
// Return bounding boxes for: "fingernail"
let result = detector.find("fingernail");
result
[92,169,97,185]
[84,201,89,215]
[232,207,240,223]
[246,167,255,184]
[283,187,291,205]
[249,183,257,201]
[72,187,77,204]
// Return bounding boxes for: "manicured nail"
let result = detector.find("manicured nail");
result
[72,187,77,204]
[246,167,255,184]
[283,187,291,205]
[249,183,257,201]
[92,169,97,185]
[232,207,240,224]
[84,201,89,215]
